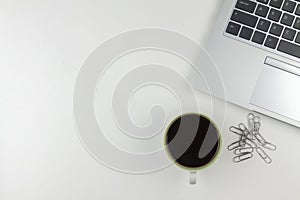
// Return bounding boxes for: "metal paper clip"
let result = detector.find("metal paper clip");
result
[254,116,261,123]
[247,113,255,133]
[233,153,253,163]
[229,126,244,136]
[228,141,241,151]
[263,142,277,151]
[254,131,266,145]
[245,138,257,148]
[234,147,254,155]
[228,113,276,164]
[238,123,248,132]
[239,123,255,140]
[254,122,261,132]
[246,133,255,140]
[247,113,255,120]
[239,135,247,147]
[256,147,272,164]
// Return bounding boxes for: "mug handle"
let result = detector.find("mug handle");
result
[189,171,197,184]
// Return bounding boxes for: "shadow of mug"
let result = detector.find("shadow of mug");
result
[164,113,222,184]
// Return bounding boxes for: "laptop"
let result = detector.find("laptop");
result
[201,0,300,127]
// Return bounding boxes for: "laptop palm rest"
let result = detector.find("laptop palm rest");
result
[250,58,300,122]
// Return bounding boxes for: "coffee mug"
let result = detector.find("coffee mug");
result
[164,113,221,184]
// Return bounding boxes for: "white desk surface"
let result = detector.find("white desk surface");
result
[1,0,300,199]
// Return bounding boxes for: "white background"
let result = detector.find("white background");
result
[1,0,300,199]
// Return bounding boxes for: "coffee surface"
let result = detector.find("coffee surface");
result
[166,114,220,168]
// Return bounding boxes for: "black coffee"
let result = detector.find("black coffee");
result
[165,114,220,169]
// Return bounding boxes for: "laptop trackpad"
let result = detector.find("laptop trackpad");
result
[250,63,300,122]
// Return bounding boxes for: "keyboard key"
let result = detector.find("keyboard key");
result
[295,4,300,16]
[264,35,279,49]
[257,0,269,4]
[282,0,296,13]
[226,22,241,35]
[269,0,284,8]
[281,13,295,26]
[270,23,284,36]
[236,0,257,13]
[239,26,254,40]
[282,27,296,40]
[293,18,300,30]
[257,19,271,32]
[231,10,258,27]
[268,8,282,22]
[252,31,266,44]
[278,40,300,58]
[295,32,300,44]
[255,4,269,17]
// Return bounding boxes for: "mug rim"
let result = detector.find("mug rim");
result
[164,113,222,171]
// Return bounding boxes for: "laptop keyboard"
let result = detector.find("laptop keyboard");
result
[225,0,300,59]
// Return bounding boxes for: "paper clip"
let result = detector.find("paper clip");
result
[233,153,253,163]
[256,147,272,164]
[254,122,261,132]
[229,126,244,136]
[228,113,276,164]
[228,141,241,151]
[247,113,255,120]
[245,138,257,148]
[238,123,248,132]
[234,147,254,155]
[254,116,261,123]
[238,123,255,140]
[254,131,267,145]
[239,135,247,147]
[247,113,255,133]
[263,142,277,151]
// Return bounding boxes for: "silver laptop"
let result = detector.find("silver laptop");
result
[202,0,300,127]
